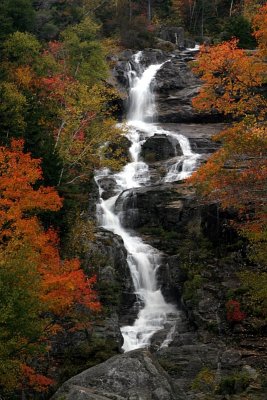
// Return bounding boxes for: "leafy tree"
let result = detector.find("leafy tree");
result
[2,31,41,66]
[253,3,267,56]
[0,0,36,43]
[0,82,27,140]
[192,38,266,118]
[222,15,256,48]
[0,139,100,393]
[60,17,108,86]
[190,6,267,266]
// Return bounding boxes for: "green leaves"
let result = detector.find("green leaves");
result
[3,32,41,66]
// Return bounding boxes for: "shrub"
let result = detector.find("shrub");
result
[226,299,246,322]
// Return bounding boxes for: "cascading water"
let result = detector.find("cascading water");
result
[95,52,199,352]
[164,132,200,182]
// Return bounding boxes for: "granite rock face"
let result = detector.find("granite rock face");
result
[111,48,222,123]
[50,50,266,400]
[51,349,182,400]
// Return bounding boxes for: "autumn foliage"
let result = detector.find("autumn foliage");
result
[192,38,267,118]
[0,140,100,392]
[226,300,246,323]
[190,5,267,266]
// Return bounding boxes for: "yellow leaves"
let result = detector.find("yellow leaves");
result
[14,66,33,88]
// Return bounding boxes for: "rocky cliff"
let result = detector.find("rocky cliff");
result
[52,49,266,400]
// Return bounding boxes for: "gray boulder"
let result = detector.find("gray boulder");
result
[51,349,181,400]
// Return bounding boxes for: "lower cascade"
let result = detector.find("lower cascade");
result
[95,51,199,351]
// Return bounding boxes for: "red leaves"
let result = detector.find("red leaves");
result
[0,140,100,392]
[226,300,246,323]
[0,139,101,315]
[39,228,100,314]
[20,365,54,392]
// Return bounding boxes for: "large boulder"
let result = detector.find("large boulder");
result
[140,134,183,162]
[51,349,182,400]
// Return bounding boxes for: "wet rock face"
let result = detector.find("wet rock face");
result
[154,58,217,123]
[51,349,182,400]
[115,182,198,232]
[111,48,223,122]
[86,229,137,334]
[140,134,183,162]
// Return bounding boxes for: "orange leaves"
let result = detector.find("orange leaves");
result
[192,38,267,118]
[38,229,100,315]
[0,140,100,392]
[0,139,100,313]
[253,4,267,56]
[191,8,267,265]
[190,119,267,264]
[20,365,54,392]
[0,139,62,242]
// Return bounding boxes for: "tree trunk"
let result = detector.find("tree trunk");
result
[148,0,152,21]
[230,0,234,16]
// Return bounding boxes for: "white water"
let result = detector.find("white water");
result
[164,132,200,182]
[95,52,199,351]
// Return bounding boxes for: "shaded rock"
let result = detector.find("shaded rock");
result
[153,56,222,123]
[137,49,167,67]
[114,182,198,232]
[86,229,136,330]
[158,27,187,49]
[140,134,183,162]
[155,60,199,92]
[157,344,223,392]
[51,349,182,400]
[155,38,176,52]
[96,176,118,200]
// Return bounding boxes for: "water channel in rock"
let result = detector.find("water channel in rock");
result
[95,51,199,351]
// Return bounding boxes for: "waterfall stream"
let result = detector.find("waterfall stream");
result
[95,52,199,352]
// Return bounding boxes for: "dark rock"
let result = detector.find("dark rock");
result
[114,182,198,232]
[138,49,167,67]
[51,349,182,400]
[158,27,187,49]
[96,176,118,200]
[140,134,183,162]
[154,60,220,123]
[86,229,136,330]
[155,38,176,52]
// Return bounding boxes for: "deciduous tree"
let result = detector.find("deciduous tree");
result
[190,5,267,266]
[0,139,100,393]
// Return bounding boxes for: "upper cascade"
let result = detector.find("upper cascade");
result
[127,53,167,123]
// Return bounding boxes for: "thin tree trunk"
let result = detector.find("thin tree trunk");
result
[148,0,152,21]
[230,0,234,16]
[54,120,65,152]
[57,166,64,186]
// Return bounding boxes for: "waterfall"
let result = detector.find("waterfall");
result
[164,132,200,182]
[95,52,199,352]
[128,63,164,122]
